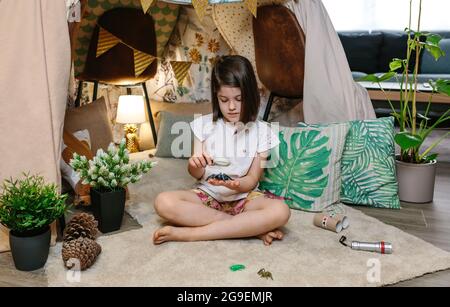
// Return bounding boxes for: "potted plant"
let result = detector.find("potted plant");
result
[70,139,155,233]
[0,173,67,271]
[361,0,450,203]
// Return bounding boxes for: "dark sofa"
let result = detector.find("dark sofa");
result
[338,30,450,83]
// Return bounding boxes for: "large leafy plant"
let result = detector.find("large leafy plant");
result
[70,139,156,192]
[259,130,330,210]
[0,173,67,234]
[361,0,450,164]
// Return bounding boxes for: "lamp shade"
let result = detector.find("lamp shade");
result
[116,95,146,124]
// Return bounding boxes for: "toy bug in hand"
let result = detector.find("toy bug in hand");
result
[206,173,233,181]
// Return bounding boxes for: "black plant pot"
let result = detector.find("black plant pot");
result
[9,226,51,271]
[91,188,126,233]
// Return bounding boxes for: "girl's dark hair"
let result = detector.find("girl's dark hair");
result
[211,55,260,124]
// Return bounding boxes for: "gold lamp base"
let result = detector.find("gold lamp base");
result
[124,124,140,153]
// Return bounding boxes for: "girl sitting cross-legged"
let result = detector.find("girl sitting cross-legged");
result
[153,55,291,245]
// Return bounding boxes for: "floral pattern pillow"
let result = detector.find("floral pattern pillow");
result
[146,6,232,103]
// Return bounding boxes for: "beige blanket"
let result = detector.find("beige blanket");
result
[0,0,71,252]
[285,0,376,123]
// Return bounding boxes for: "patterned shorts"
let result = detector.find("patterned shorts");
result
[192,189,284,216]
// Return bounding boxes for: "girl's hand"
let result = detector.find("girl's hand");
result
[208,178,241,190]
[189,152,213,169]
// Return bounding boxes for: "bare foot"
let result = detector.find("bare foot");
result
[257,229,284,246]
[153,226,191,245]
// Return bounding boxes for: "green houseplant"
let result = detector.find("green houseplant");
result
[0,173,67,271]
[70,139,155,233]
[361,0,450,203]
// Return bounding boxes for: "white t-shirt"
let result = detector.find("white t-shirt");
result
[190,114,280,202]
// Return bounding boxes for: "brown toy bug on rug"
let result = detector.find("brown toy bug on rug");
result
[258,268,273,280]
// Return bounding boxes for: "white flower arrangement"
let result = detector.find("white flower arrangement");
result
[70,139,156,191]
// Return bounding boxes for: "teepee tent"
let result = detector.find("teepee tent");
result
[0,0,71,252]
[0,0,374,252]
[70,0,374,122]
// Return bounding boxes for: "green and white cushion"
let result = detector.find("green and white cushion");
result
[259,123,349,212]
[293,117,400,209]
[340,117,400,209]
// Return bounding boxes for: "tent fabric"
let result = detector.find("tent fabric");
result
[284,0,376,123]
[164,0,242,3]
[71,0,179,78]
[0,0,71,251]
[212,0,288,89]
[213,0,375,123]
[145,6,232,104]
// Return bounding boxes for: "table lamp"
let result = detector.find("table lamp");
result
[116,95,146,153]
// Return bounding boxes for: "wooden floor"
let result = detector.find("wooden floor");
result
[1,163,450,287]
[360,162,450,287]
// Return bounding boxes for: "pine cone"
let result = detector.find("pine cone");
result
[62,237,102,271]
[69,213,98,231]
[63,213,98,241]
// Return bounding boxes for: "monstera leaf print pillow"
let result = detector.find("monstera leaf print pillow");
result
[340,117,400,209]
[259,123,349,212]
[290,117,400,209]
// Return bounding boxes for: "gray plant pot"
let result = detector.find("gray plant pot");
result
[396,158,437,203]
[9,226,51,271]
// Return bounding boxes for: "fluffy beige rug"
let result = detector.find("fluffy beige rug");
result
[44,157,450,286]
